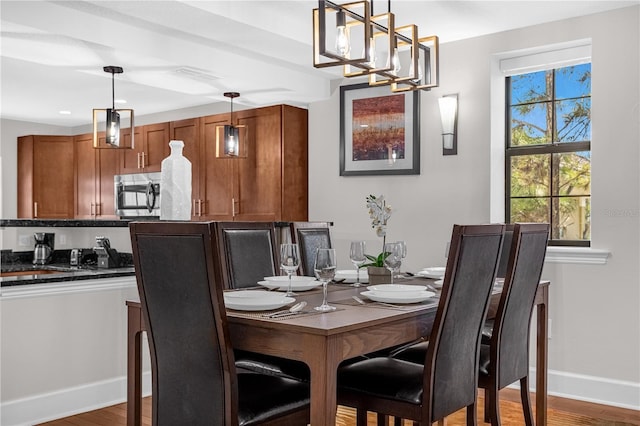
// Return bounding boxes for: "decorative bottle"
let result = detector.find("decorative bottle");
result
[160,140,192,220]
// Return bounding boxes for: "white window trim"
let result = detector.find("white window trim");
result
[490,39,610,266]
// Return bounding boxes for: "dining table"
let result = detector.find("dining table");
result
[126,277,550,426]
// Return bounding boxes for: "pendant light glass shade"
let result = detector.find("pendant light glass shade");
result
[215,92,247,158]
[93,66,134,149]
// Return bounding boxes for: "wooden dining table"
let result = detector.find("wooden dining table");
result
[126,278,550,426]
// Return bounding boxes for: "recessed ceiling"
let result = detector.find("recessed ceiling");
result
[1,0,637,127]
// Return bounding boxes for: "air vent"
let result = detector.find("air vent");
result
[173,67,220,82]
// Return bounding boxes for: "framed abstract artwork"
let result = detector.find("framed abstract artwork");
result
[340,83,420,176]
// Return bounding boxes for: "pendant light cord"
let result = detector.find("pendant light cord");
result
[111,71,115,110]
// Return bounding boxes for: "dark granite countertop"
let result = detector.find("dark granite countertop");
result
[1,263,135,287]
[0,219,134,227]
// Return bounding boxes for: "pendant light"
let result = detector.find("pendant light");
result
[312,0,439,92]
[216,92,247,158]
[93,66,134,149]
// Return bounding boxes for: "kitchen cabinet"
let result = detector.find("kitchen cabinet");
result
[169,118,201,219]
[120,123,170,173]
[74,133,120,219]
[198,105,308,221]
[18,135,75,219]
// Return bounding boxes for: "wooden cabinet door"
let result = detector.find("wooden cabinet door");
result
[170,118,200,218]
[32,136,74,218]
[74,134,98,218]
[233,106,282,221]
[97,145,120,218]
[199,114,234,220]
[142,123,169,172]
[119,127,143,174]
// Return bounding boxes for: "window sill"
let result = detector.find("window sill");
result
[545,246,610,265]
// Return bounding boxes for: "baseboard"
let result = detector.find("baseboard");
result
[518,367,640,411]
[0,372,152,426]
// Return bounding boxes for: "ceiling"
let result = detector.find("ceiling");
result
[1,0,637,127]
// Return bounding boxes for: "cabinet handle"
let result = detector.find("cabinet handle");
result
[198,200,203,216]
[232,198,236,217]
[34,202,38,218]
[137,152,141,169]
[90,203,95,216]
[141,152,146,169]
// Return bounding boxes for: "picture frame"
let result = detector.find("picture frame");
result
[340,82,420,176]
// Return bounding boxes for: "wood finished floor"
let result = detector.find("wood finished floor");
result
[38,389,640,426]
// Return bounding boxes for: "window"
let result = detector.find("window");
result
[506,63,591,246]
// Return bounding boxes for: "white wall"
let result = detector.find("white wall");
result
[309,6,640,408]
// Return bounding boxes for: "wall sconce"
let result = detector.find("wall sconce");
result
[93,66,134,149]
[438,94,458,155]
[216,92,247,158]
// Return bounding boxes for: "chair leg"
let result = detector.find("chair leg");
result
[520,376,535,426]
[484,389,491,423]
[436,419,446,426]
[376,413,389,426]
[356,409,368,426]
[486,386,500,426]
[467,403,478,426]
[392,416,402,426]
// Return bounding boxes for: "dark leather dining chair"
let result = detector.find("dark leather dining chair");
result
[213,221,310,382]
[289,221,332,276]
[337,224,505,426]
[129,221,310,425]
[215,221,279,289]
[478,223,549,426]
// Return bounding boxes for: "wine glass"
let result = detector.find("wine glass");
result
[383,242,403,284]
[314,248,337,312]
[395,240,407,278]
[280,243,301,297]
[349,241,367,287]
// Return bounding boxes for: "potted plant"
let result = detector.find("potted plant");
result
[363,194,392,283]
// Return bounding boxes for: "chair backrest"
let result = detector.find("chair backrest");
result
[129,221,238,425]
[423,224,505,422]
[215,221,278,289]
[496,224,515,278]
[289,221,332,276]
[492,223,549,388]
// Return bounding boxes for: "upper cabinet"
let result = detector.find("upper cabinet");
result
[74,133,120,219]
[170,118,202,219]
[18,135,75,219]
[197,105,308,222]
[120,123,170,174]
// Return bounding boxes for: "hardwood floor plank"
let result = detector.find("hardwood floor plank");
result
[36,392,640,426]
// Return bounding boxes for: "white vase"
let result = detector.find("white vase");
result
[160,140,192,220]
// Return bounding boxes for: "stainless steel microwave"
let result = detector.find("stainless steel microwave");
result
[114,173,161,218]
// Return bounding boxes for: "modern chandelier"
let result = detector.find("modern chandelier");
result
[93,66,134,149]
[312,0,439,92]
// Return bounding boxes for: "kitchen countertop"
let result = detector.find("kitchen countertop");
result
[0,219,134,227]
[0,263,135,287]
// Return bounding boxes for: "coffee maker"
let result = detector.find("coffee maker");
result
[33,232,55,265]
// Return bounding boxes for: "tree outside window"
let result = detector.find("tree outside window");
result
[506,63,591,246]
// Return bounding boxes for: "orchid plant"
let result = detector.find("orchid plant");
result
[363,194,392,267]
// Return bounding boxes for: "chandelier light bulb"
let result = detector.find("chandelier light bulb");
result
[335,10,350,56]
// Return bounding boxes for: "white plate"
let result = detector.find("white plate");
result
[334,269,369,283]
[224,290,295,311]
[360,290,436,304]
[416,266,446,279]
[258,280,322,291]
[264,276,316,282]
[366,284,429,296]
[432,279,444,288]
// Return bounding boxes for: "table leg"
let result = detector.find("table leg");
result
[306,334,342,426]
[127,305,143,426]
[536,287,548,426]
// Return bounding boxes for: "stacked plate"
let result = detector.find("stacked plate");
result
[416,266,446,279]
[224,290,295,311]
[258,276,321,291]
[335,269,369,283]
[360,284,435,304]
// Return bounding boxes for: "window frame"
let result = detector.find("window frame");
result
[503,59,592,247]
